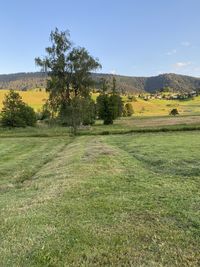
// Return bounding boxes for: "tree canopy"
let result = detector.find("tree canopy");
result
[35,28,101,114]
[35,28,101,133]
[96,77,123,125]
[1,90,36,127]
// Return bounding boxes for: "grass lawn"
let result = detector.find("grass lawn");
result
[0,115,200,138]
[0,130,200,266]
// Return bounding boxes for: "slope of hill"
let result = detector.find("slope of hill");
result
[0,72,47,91]
[0,72,200,93]
[144,73,200,92]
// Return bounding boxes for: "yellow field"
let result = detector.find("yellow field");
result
[0,90,48,111]
[0,90,200,116]
[131,96,200,116]
[94,93,200,116]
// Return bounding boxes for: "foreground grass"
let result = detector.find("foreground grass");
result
[0,131,200,266]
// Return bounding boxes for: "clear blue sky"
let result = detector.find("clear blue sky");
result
[0,0,200,77]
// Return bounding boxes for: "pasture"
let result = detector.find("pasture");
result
[1,90,200,116]
[0,90,48,111]
[0,128,200,266]
[128,96,200,116]
[0,89,200,266]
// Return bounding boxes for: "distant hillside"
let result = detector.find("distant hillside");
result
[144,73,200,93]
[0,72,47,91]
[0,72,200,93]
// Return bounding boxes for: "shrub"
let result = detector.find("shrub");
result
[1,90,36,127]
[82,98,96,126]
[96,94,113,125]
[123,103,134,117]
[169,108,179,116]
[109,94,123,119]
[59,96,96,134]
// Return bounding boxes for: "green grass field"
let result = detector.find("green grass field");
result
[0,127,200,266]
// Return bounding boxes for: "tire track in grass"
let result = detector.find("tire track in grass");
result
[16,139,74,186]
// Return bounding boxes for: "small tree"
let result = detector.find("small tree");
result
[169,108,179,116]
[110,76,123,119]
[96,94,113,125]
[59,96,96,133]
[81,97,96,126]
[109,94,123,119]
[1,90,36,127]
[123,103,134,117]
[96,77,123,125]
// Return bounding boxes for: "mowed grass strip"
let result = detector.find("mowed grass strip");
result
[0,137,71,188]
[0,132,200,266]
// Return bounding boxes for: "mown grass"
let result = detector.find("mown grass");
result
[0,115,200,138]
[0,131,200,266]
[80,115,200,135]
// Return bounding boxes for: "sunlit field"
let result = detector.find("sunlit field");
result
[1,90,200,116]
[130,96,200,116]
[0,90,48,111]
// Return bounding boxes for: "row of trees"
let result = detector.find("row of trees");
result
[35,28,131,133]
[0,29,133,131]
[0,86,133,129]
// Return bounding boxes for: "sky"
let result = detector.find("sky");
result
[0,0,200,77]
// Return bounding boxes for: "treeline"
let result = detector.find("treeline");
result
[0,72,144,93]
[1,71,200,93]
[0,73,47,90]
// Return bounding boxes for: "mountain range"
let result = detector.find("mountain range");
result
[0,72,200,93]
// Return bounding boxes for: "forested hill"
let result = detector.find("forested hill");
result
[0,72,200,93]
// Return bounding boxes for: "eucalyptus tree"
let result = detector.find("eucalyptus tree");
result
[35,28,101,132]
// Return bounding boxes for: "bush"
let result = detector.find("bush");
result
[1,90,37,127]
[59,96,96,134]
[96,93,123,125]
[96,94,113,125]
[123,103,134,117]
[82,98,96,126]
[169,108,179,116]
[109,94,123,119]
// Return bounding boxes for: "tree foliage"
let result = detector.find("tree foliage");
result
[35,28,101,112]
[123,103,134,117]
[96,77,123,125]
[35,28,101,133]
[1,90,36,127]
[169,108,179,116]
